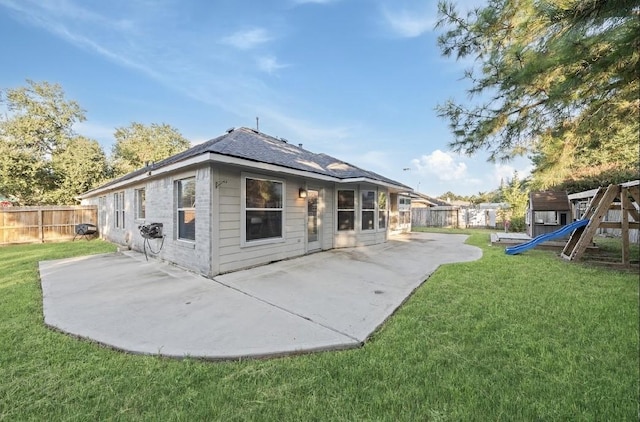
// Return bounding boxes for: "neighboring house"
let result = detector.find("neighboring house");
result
[409,192,449,208]
[80,127,412,277]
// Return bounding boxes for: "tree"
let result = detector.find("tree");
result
[499,171,529,231]
[435,0,639,187]
[111,122,190,176]
[0,80,102,205]
[46,136,109,204]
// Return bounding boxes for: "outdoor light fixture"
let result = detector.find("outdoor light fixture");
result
[299,188,308,198]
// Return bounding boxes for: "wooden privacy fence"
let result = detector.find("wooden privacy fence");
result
[412,207,461,228]
[0,206,98,246]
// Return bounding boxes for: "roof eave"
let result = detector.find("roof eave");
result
[81,151,412,198]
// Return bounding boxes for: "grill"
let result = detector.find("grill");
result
[73,223,97,241]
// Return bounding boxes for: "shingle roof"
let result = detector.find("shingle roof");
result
[87,127,411,193]
[529,191,571,211]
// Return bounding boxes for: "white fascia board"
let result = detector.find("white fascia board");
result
[340,177,412,192]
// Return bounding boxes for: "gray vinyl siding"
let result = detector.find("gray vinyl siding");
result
[215,166,307,274]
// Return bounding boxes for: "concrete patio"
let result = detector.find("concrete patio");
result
[39,232,482,360]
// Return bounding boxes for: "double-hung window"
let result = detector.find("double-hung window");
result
[378,191,387,229]
[361,190,376,230]
[244,176,283,243]
[176,178,195,241]
[337,190,355,231]
[134,188,146,220]
[114,191,125,229]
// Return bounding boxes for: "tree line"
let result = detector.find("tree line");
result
[0,80,191,205]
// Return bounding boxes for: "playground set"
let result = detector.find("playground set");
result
[503,181,639,267]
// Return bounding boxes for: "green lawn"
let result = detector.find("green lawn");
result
[1,235,638,421]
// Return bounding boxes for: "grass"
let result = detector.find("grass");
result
[1,235,638,421]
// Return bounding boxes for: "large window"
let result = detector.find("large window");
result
[378,191,387,229]
[337,190,355,231]
[245,177,283,242]
[114,191,124,229]
[135,188,146,220]
[176,178,195,241]
[361,190,376,230]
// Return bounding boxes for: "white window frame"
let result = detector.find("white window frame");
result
[241,173,285,247]
[114,191,125,230]
[176,177,196,242]
[134,188,146,220]
[337,189,356,232]
[378,191,388,230]
[361,190,376,231]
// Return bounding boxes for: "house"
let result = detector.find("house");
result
[526,191,572,238]
[80,127,412,277]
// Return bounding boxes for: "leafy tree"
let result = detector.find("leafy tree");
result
[469,190,503,205]
[46,136,109,204]
[437,191,467,202]
[435,0,639,187]
[111,122,190,176]
[0,80,104,205]
[499,171,529,231]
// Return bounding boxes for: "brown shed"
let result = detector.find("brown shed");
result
[527,191,572,237]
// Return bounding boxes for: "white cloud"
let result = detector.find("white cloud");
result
[412,150,468,181]
[492,163,533,185]
[257,55,290,74]
[220,28,273,50]
[380,6,434,38]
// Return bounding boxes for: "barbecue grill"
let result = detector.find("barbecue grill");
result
[73,223,98,241]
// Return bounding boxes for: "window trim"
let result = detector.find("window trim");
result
[336,189,356,232]
[378,191,388,230]
[361,189,376,231]
[241,173,286,247]
[134,188,146,220]
[114,191,125,230]
[176,177,196,242]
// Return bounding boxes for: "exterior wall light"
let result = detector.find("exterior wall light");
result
[299,188,308,198]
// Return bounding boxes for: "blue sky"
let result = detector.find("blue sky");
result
[0,0,531,197]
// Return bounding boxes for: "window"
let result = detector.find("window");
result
[114,191,124,229]
[135,188,146,220]
[361,190,376,230]
[337,190,355,231]
[98,196,106,229]
[244,177,283,242]
[378,192,387,229]
[176,178,195,241]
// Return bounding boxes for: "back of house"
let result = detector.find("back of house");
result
[80,127,412,277]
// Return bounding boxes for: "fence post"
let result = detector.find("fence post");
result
[39,209,44,243]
